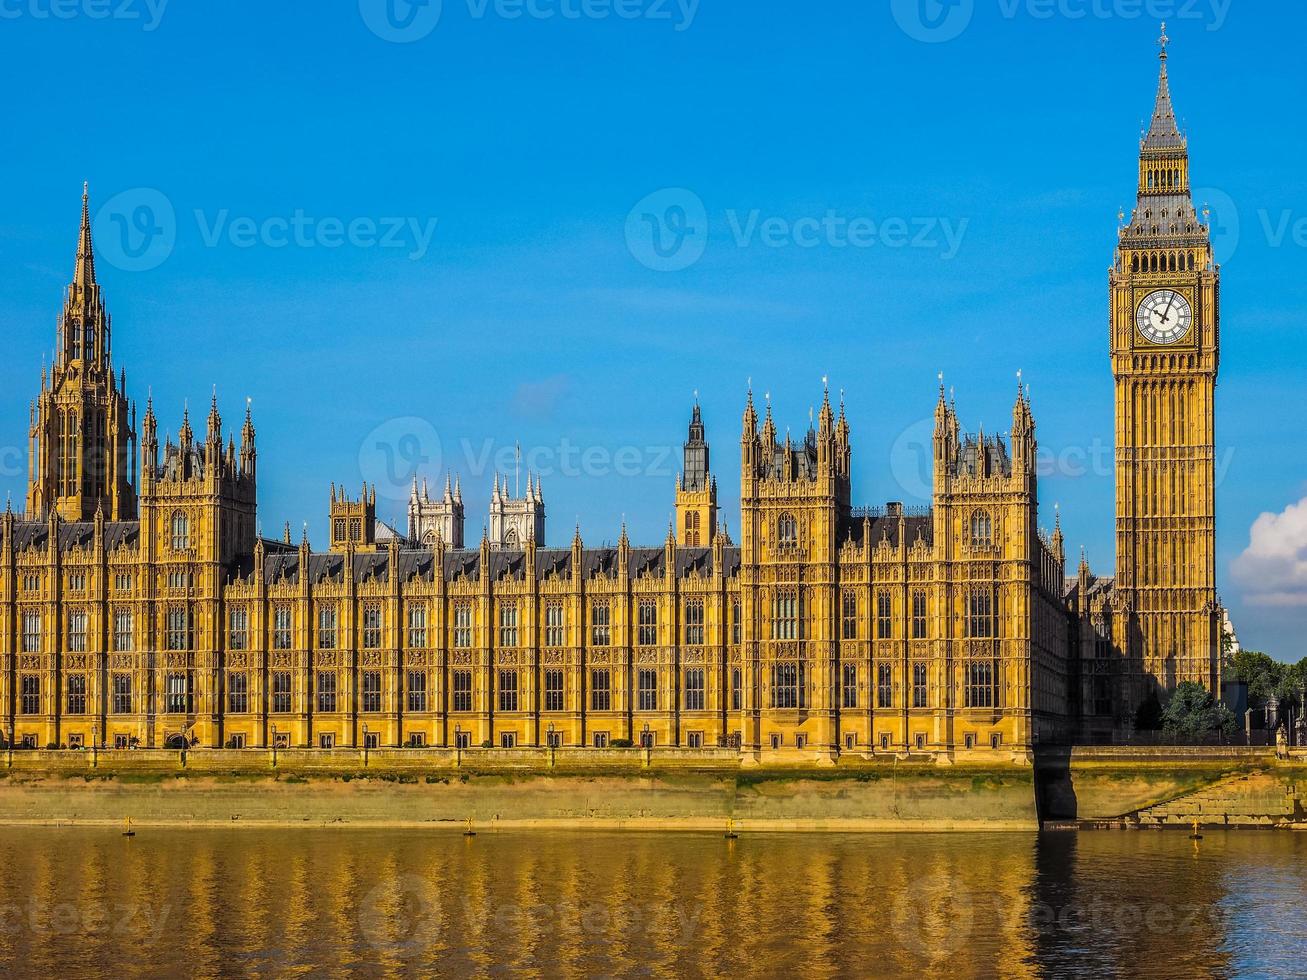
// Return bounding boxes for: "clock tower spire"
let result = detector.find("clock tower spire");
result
[1109,25,1221,720]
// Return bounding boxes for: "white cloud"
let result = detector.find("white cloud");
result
[1233,497,1307,606]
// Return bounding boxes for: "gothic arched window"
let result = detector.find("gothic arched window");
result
[777,513,798,548]
[969,511,993,549]
[170,512,190,552]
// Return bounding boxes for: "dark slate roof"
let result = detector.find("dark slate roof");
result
[845,513,933,550]
[309,553,346,585]
[536,549,572,579]
[444,550,481,581]
[628,548,665,579]
[1063,574,1116,604]
[9,520,139,553]
[264,554,301,585]
[762,430,819,482]
[583,548,619,579]
[1143,60,1184,151]
[954,434,1011,479]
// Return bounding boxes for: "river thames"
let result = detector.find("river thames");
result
[0,828,1303,978]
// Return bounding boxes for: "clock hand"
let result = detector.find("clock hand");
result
[1162,292,1176,321]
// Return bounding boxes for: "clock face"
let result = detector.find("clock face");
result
[1136,289,1193,345]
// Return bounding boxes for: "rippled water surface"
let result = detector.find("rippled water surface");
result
[1,828,1304,978]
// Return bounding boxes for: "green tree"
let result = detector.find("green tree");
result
[1225,650,1285,703]
[1161,682,1237,741]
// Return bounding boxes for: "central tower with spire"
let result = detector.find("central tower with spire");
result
[1109,25,1221,713]
[26,185,137,521]
[675,399,717,547]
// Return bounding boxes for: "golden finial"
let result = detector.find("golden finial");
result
[1158,21,1169,60]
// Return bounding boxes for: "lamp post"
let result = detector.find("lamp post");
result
[270,723,278,769]
[643,722,652,767]
[455,724,463,767]
[547,722,556,767]
[362,723,370,767]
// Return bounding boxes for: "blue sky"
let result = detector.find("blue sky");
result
[1,1,1304,658]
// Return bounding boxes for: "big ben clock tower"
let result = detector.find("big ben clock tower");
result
[1110,25,1220,711]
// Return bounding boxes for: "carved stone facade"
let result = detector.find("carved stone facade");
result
[0,33,1221,754]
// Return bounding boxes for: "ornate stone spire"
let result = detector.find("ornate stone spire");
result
[179,404,193,447]
[207,388,222,443]
[74,182,96,288]
[742,382,757,436]
[1143,22,1185,151]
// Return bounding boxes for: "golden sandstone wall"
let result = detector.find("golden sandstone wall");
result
[0,749,1040,831]
[2,747,1302,831]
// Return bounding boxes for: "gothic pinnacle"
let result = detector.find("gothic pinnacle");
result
[74,181,96,288]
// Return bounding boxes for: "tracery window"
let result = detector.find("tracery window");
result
[777,513,798,548]
[170,512,190,552]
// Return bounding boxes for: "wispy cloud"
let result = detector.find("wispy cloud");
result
[1233,497,1307,606]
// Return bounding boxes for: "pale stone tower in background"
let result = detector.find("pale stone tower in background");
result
[408,474,465,547]
[489,469,545,549]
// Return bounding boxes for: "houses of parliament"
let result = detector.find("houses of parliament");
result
[0,31,1221,759]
